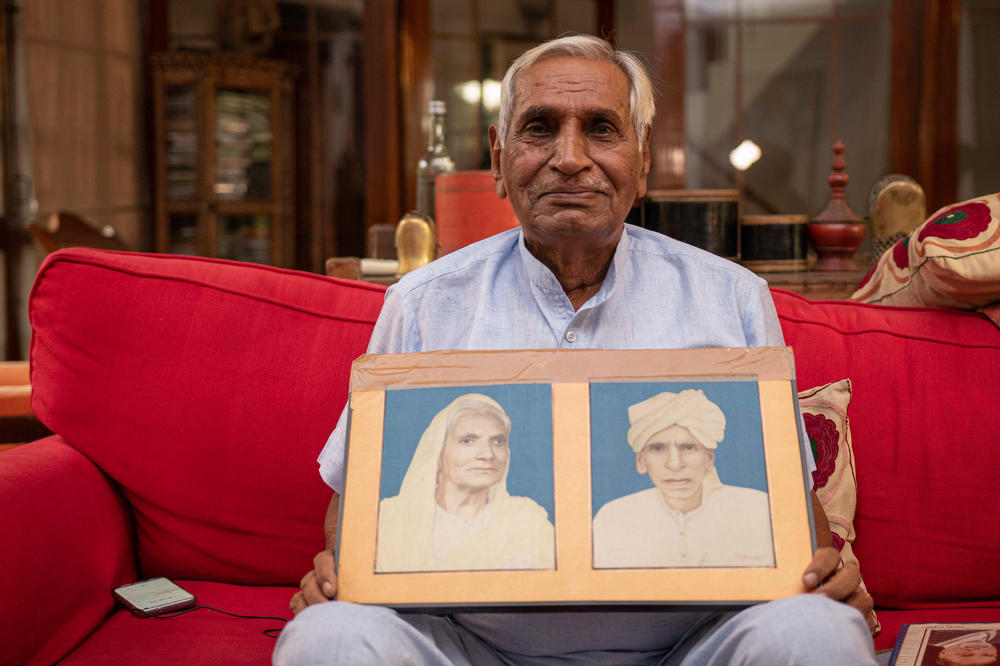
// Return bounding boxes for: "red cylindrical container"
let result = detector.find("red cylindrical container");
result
[435,171,520,256]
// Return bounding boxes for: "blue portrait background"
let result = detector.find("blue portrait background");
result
[590,380,767,517]
[380,383,554,517]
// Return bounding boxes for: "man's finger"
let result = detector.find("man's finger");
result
[843,584,873,615]
[290,590,306,615]
[313,549,337,598]
[301,570,329,606]
[813,559,861,602]
[844,586,880,636]
[299,569,314,590]
[802,546,841,588]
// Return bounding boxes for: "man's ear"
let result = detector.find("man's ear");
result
[635,451,647,475]
[706,450,715,468]
[488,125,508,200]
[634,127,652,202]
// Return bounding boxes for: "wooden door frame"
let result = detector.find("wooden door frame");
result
[890,0,959,212]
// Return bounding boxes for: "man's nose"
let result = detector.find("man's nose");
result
[665,445,683,470]
[549,125,592,174]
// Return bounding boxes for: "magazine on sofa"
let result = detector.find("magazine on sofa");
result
[888,623,1000,665]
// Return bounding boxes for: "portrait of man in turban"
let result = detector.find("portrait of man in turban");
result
[926,629,1000,666]
[591,386,776,569]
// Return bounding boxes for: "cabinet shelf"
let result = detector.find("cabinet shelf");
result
[152,52,295,266]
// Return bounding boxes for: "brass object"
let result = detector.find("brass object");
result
[394,212,437,275]
[867,175,926,258]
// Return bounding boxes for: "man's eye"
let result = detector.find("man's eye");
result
[460,437,475,444]
[591,122,617,136]
[680,444,696,451]
[523,122,550,134]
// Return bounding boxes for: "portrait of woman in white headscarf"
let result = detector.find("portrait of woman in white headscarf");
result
[592,386,775,569]
[376,392,555,573]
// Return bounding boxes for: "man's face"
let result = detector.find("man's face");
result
[636,424,715,513]
[489,56,651,250]
[938,641,998,666]
[438,412,510,494]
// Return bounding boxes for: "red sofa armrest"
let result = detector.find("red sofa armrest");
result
[0,436,137,665]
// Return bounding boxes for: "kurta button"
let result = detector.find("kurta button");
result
[565,330,576,342]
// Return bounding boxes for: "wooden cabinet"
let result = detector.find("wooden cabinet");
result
[151,53,294,266]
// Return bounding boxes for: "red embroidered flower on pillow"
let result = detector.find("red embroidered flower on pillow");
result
[917,202,991,242]
[892,237,910,269]
[805,412,840,489]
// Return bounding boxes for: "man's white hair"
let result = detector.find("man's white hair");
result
[495,34,655,148]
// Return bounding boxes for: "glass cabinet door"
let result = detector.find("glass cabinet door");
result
[214,89,272,201]
[167,213,200,255]
[153,53,291,266]
[217,214,272,264]
[165,85,198,201]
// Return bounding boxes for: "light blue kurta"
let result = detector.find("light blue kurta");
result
[318,223,803,493]
[278,225,870,666]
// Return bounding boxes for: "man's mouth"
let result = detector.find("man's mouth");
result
[545,187,601,195]
[536,183,606,200]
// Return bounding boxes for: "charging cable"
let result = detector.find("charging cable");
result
[139,605,289,638]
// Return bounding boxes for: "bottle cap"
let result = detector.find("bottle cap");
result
[428,100,446,114]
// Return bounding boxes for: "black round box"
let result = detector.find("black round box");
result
[740,214,809,272]
[641,190,739,261]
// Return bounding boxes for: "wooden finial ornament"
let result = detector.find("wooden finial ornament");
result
[808,141,867,271]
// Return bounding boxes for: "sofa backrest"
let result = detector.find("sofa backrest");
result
[773,289,1000,608]
[29,249,387,585]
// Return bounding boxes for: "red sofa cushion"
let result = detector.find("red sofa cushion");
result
[57,581,294,665]
[0,436,136,666]
[773,289,1000,608]
[28,249,387,585]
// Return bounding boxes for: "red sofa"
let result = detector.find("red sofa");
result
[2,247,999,665]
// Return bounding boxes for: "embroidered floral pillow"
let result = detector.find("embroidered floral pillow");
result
[851,192,1000,326]
[798,378,880,635]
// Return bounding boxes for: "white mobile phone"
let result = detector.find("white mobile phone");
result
[112,577,196,617]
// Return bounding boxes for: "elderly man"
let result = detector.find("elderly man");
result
[592,389,774,569]
[275,35,877,665]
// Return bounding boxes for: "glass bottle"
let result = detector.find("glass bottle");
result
[416,100,455,222]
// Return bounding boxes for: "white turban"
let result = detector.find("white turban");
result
[626,389,726,453]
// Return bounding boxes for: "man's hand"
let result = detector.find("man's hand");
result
[806,491,878,635]
[290,493,342,615]
[290,549,337,615]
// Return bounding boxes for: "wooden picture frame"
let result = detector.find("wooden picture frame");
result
[336,347,816,610]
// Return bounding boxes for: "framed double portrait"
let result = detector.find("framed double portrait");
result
[336,347,817,610]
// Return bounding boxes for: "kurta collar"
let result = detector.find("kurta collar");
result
[516,226,631,319]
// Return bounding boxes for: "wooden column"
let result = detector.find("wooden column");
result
[918,0,959,210]
[399,0,431,218]
[363,0,402,231]
[3,0,36,360]
[890,0,959,212]
[597,0,615,43]
[648,0,685,190]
